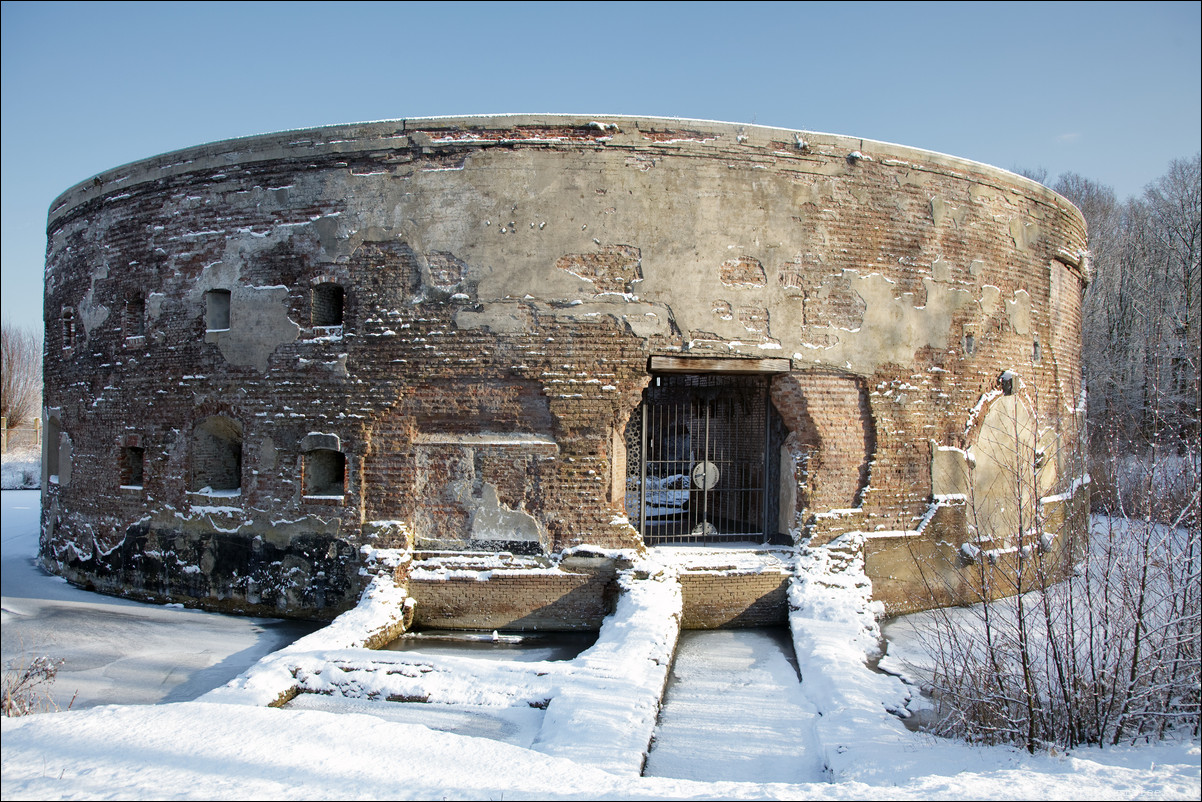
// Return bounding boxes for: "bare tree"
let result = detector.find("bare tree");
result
[1013,165,1050,186]
[1,321,42,431]
[1142,154,1201,446]
[1055,155,1201,512]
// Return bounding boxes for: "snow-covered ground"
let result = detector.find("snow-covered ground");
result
[1,444,40,490]
[2,487,1199,799]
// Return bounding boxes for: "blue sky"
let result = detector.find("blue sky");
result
[2,0,1199,333]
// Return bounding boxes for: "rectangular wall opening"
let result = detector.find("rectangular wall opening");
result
[304,449,346,497]
[191,416,242,493]
[120,445,145,488]
[311,283,345,327]
[205,289,231,331]
[123,296,146,338]
[625,373,784,545]
[61,307,76,350]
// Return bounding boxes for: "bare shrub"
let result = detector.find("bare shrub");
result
[907,377,1199,751]
[2,654,72,717]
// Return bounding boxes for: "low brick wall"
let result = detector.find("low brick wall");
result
[679,570,791,628]
[406,551,794,631]
[865,487,1090,615]
[407,556,621,631]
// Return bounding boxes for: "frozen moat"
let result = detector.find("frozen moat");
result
[1,492,320,709]
[642,628,826,783]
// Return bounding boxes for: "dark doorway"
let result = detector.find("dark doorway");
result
[625,373,784,544]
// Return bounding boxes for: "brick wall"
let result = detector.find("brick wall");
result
[679,571,791,628]
[408,555,621,630]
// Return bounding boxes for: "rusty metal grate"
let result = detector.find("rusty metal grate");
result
[625,373,782,544]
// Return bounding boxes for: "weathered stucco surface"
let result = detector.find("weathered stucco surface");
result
[41,115,1088,620]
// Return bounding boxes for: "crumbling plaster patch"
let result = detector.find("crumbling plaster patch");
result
[930,196,969,228]
[452,481,543,544]
[197,231,304,371]
[253,144,1030,374]
[1006,289,1032,336]
[454,303,532,334]
[203,284,299,372]
[800,271,974,373]
[930,445,971,499]
[980,286,1033,335]
[1009,218,1041,251]
[77,275,111,340]
[50,431,73,487]
[260,436,278,471]
[318,150,1047,374]
[149,505,344,548]
[146,292,167,323]
[317,149,798,312]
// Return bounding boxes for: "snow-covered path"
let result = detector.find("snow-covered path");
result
[643,628,825,783]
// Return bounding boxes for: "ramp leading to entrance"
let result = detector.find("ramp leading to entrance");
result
[642,628,826,783]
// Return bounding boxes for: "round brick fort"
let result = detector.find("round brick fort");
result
[41,115,1089,623]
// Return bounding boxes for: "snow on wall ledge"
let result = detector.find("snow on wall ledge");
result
[41,114,1088,621]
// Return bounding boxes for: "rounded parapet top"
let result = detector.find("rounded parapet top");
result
[48,114,1083,239]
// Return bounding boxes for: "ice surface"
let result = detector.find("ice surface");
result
[285,693,545,747]
[1,491,318,710]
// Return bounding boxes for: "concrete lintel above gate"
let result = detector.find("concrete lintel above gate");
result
[648,356,792,375]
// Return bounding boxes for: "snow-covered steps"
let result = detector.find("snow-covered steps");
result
[643,627,826,783]
[530,562,682,776]
[199,571,415,707]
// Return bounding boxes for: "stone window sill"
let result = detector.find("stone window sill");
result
[303,494,346,505]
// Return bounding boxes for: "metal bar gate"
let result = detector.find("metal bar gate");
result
[625,373,781,545]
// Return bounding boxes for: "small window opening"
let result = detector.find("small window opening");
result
[61,307,76,349]
[45,417,62,482]
[304,449,346,497]
[206,289,231,331]
[1032,338,1041,363]
[121,446,145,487]
[964,332,975,356]
[191,416,242,493]
[1000,372,1016,396]
[311,283,345,328]
[123,296,146,338]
